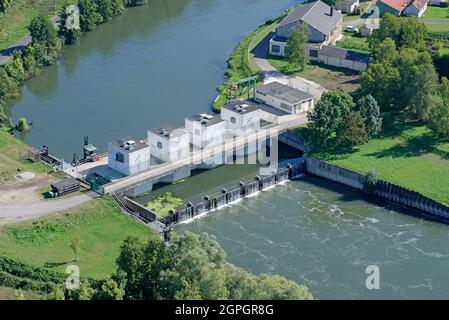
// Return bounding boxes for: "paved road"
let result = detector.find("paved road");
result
[0,16,60,66]
[0,191,96,225]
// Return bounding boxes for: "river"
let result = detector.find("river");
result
[7,0,449,300]
[7,0,298,159]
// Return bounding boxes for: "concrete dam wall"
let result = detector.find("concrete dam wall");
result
[161,158,306,226]
[305,158,449,220]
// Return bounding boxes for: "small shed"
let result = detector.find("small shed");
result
[50,178,80,197]
[316,45,371,71]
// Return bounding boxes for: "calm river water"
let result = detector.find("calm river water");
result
[8,0,449,299]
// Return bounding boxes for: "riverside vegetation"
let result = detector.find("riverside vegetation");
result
[0,200,313,300]
[0,0,148,128]
[301,14,449,205]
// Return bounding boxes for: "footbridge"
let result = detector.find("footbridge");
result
[101,115,308,195]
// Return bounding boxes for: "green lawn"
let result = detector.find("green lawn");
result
[0,198,157,279]
[310,117,449,206]
[421,6,449,21]
[336,32,370,53]
[426,24,449,32]
[0,129,49,183]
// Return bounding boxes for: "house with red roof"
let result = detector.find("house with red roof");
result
[377,0,429,17]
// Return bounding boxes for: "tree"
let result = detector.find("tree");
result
[335,112,368,148]
[52,285,65,300]
[307,90,355,145]
[356,95,382,138]
[115,232,313,300]
[0,0,11,13]
[286,23,309,70]
[373,38,398,64]
[79,0,101,32]
[71,279,96,300]
[395,48,438,119]
[0,68,18,104]
[111,0,125,16]
[17,118,29,132]
[4,55,25,81]
[70,234,81,262]
[426,78,449,138]
[28,14,58,47]
[369,13,426,50]
[95,0,114,23]
[360,62,400,110]
[124,0,147,7]
[95,279,125,300]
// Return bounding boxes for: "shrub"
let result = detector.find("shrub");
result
[362,170,379,194]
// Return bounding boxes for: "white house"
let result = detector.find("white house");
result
[220,101,261,136]
[269,1,343,57]
[403,0,429,17]
[148,125,190,163]
[108,137,150,176]
[185,113,227,149]
[337,0,360,13]
[255,82,314,115]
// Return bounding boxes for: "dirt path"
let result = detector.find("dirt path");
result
[0,173,94,225]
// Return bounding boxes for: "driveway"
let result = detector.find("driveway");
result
[252,32,327,100]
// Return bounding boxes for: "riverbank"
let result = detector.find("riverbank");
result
[0,0,149,127]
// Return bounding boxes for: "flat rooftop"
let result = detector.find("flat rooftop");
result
[149,124,188,139]
[110,136,148,153]
[256,81,314,105]
[187,113,225,127]
[222,100,260,114]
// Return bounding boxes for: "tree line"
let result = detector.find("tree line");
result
[306,13,449,151]
[49,232,313,300]
[0,0,148,128]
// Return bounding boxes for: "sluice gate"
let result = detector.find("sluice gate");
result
[160,158,305,227]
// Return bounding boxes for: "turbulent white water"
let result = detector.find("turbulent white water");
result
[177,176,449,299]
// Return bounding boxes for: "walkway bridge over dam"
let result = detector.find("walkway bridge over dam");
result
[97,114,309,196]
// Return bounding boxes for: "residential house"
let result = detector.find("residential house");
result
[185,113,227,149]
[148,125,190,163]
[377,0,429,17]
[220,101,261,136]
[108,137,150,176]
[269,0,343,57]
[255,82,314,115]
[338,0,360,13]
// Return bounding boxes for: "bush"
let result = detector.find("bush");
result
[362,170,378,194]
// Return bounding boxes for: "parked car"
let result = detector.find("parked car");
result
[345,25,359,33]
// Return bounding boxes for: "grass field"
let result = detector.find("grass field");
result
[0,129,49,182]
[421,6,449,21]
[310,117,449,206]
[0,198,157,279]
[426,24,449,32]
[336,32,370,53]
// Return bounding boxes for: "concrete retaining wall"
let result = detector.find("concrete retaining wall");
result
[305,157,449,220]
[119,195,157,222]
